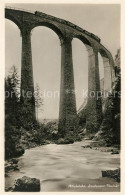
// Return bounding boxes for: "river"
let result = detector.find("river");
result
[5,140,120,192]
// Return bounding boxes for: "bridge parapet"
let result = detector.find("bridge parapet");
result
[34,11,101,43]
[5,8,101,43]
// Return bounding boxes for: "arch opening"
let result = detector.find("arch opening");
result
[5,19,21,79]
[98,52,104,92]
[31,26,61,121]
[99,48,112,93]
[72,37,88,112]
[32,22,64,41]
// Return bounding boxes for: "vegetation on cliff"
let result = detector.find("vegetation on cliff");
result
[98,74,120,145]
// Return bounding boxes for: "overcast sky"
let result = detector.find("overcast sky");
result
[5,4,120,119]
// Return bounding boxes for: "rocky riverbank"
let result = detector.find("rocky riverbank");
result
[5,139,120,192]
[81,141,120,154]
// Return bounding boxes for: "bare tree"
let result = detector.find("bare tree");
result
[34,83,44,121]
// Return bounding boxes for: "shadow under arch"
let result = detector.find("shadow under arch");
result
[31,22,64,41]
[5,12,22,31]
[99,48,109,59]
[73,35,92,47]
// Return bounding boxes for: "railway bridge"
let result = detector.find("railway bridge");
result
[5,7,115,135]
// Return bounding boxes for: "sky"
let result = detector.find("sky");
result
[5,4,120,119]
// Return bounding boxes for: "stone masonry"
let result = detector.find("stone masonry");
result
[5,8,115,134]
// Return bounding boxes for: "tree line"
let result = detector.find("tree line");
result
[5,66,43,159]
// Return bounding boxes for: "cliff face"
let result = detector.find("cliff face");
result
[99,77,120,144]
[96,49,121,145]
[77,49,120,145]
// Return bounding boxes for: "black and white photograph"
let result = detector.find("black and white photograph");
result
[0,0,124,193]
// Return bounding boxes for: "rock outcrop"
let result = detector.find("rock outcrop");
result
[102,168,120,182]
[9,176,40,192]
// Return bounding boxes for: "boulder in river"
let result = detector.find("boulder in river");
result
[111,150,119,154]
[12,176,40,192]
[82,145,92,149]
[102,168,120,182]
[56,138,74,144]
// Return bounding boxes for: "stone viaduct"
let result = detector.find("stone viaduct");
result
[5,7,115,136]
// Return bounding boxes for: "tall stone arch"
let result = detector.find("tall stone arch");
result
[99,48,112,93]
[71,35,102,133]
[74,36,102,133]
[5,8,115,135]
